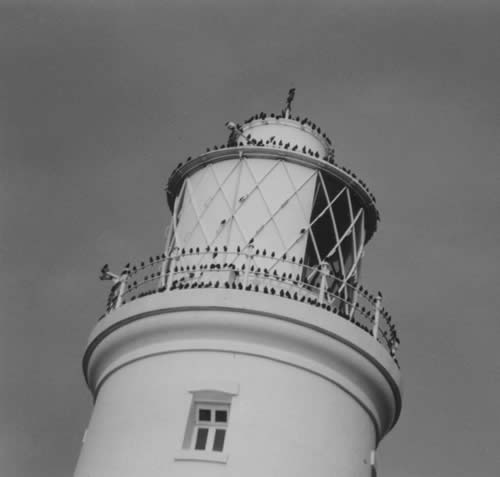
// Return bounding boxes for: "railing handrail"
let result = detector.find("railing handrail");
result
[101,249,399,363]
[123,250,380,299]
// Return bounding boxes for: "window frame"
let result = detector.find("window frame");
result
[175,383,239,464]
[192,402,229,452]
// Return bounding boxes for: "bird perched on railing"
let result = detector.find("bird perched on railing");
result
[99,264,119,281]
[99,264,109,279]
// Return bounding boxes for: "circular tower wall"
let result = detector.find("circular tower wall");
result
[75,290,401,477]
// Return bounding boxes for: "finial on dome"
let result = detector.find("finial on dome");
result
[284,88,296,119]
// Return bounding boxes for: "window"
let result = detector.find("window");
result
[192,403,229,452]
[176,382,238,464]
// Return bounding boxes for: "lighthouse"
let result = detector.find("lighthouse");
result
[74,91,402,477]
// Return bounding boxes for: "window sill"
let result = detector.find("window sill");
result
[175,449,229,464]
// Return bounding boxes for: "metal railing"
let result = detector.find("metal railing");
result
[100,249,399,362]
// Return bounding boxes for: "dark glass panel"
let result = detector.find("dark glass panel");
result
[194,428,208,450]
[215,410,228,423]
[212,429,226,452]
[198,409,211,422]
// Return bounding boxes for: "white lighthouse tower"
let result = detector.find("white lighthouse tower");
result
[74,91,401,477]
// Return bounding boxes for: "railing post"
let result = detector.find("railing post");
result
[372,292,382,339]
[115,265,129,308]
[349,283,359,320]
[107,281,119,312]
[319,261,329,304]
[243,244,254,288]
[166,247,179,291]
[390,341,398,357]
[159,255,168,289]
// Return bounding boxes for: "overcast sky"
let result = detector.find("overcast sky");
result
[1,1,499,476]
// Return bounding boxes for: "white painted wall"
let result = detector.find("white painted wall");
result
[75,290,401,477]
[76,351,376,477]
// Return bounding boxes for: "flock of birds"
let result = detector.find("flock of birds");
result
[102,112,396,357]
[102,249,399,361]
[243,111,332,143]
[169,112,379,212]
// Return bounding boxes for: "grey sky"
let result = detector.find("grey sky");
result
[1,1,499,476]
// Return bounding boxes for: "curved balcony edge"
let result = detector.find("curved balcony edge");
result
[84,288,402,442]
[99,251,400,363]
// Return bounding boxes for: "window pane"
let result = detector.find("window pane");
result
[198,409,211,422]
[215,410,227,423]
[212,429,226,452]
[194,428,209,450]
